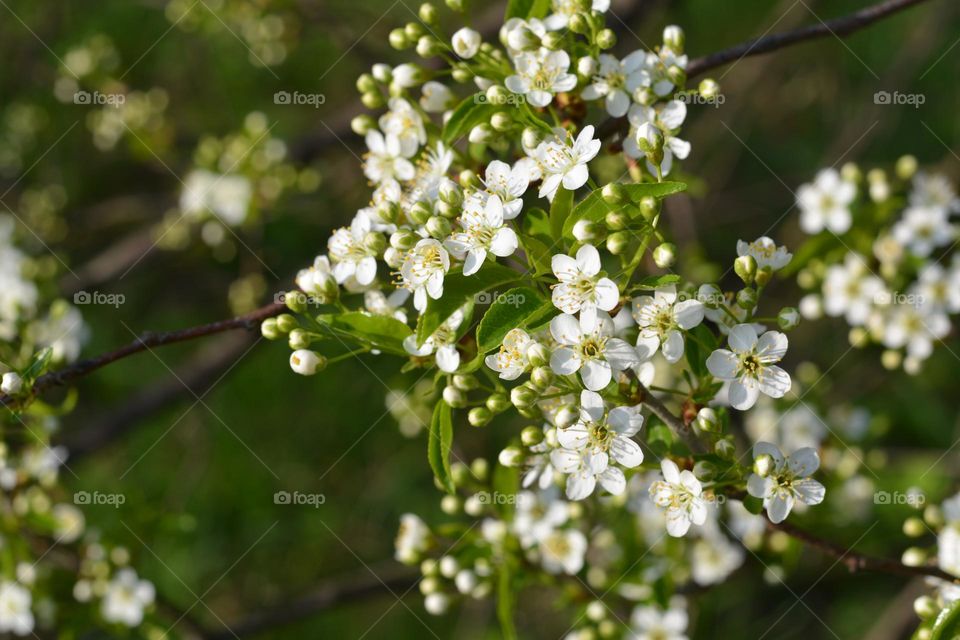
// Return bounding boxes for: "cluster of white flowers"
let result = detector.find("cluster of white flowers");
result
[260,4,839,635]
[795,158,960,373]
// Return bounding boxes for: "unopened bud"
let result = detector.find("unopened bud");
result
[662,25,685,53]
[468,407,492,427]
[606,231,630,256]
[695,407,719,433]
[290,350,325,375]
[521,426,544,446]
[652,243,676,268]
[443,385,467,408]
[734,255,757,284]
[596,29,616,50]
[486,393,510,413]
[736,287,758,310]
[498,446,523,467]
[778,307,800,330]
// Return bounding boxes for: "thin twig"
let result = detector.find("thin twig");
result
[0,302,285,407]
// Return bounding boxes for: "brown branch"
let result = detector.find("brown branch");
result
[597,0,933,140]
[1,302,285,408]
[768,518,957,582]
[685,0,932,77]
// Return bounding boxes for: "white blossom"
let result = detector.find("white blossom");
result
[549,312,639,391]
[404,308,465,372]
[451,27,481,59]
[550,243,618,326]
[485,328,535,380]
[581,52,647,117]
[797,168,856,234]
[737,236,792,270]
[400,238,450,312]
[536,125,601,200]
[544,0,610,31]
[892,205,954,257]
[650,459,707,537]
[632,286,704,363]
[0,581,32,636]
[363,130,415,184]
[479,160,529,219]
[328,213,378,286]
[706,324,791,410]
[445,195,518,275]
[101,569,155,627]
[821,253,884,326]
[506,49,577,108]
[746,442,825,523]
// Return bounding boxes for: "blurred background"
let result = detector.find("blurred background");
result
[1,0,959,637]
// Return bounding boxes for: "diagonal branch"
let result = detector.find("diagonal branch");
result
[0,302,285,408]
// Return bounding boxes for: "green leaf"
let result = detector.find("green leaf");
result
[522,207,552,240]
[504,0,550,19]
[327,312,412,356]
[442,94,496,144]
[550,187,574,241]
[928,598,960,640]
[562,182,687,238]
[684,323,717,380]
[476,287,552,353]
[519,234,553,276]
[417,263,518,346]
[497,555,519,640]
[633,274,681,290]
[428,400,455,494]
[24,347,54,380]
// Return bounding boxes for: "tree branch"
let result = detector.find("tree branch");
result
[597,0,933,140]
[768,518,957,582]
[1,302,285,408]
[686,0,932,77]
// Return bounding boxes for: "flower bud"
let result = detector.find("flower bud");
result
[468,407,492,427]
[443,385,467,408]
[389,28,409,50]
[424,593,450,616]
[288,328,312,350]
[734,255,757,284]
[1,372,22,395]
[521,127,542,150]
[486,393,510,413]
[361,91,384,109]
[573,220,603,243]
[510,383,538,408]
[426,216,451,239]
[409,201,433,225]
[777,307,800,331]
[667,65,686,87]
[284,289,308,313]
[350,114,376,135]
[455,570,477,595]
[452,27,481,59]
[438,178,463,206]
[451,66,472,83]
[526,342,550,368]
[445,0,464,11]
[471,457,489,480]
[596,29,616,50]
[601,182,625,205]
[490,111,513,132]
[418,3,438,25]
[419,576,441,595]
[896,154,918,180]
[715,438,736,460]
[695,407,719,433]
[451,461,470,485]
[440,494,460,514]
[390,229,418,251]
[417,35,442,58]
[290,350,325,375]
[902,517,926,538]
[404,22,424,41]
[568,12,590,35]
[697,283,723,308]
[276,313,298,333]
[371,63,392,83]
[605,210,628,231]
[459,170,482,190]
[638,195,660,220]
[521,426,544,446]
[753,453,775,477]
[530,366,554,389]
[485,84,509,106]
[652,243,676,268]
[260,318,281,340]
[699,78,720,100]
[541,31,564,50]
[577,56,598,77]
[913,595,938,619]
[469,123,494,144]
[754,265,773,287]
[453,374,478,391]
[498,446,523,467]
[736,287,757,310]
[606,231,630,256]
[663,25,685,53]
[364,231,386,255]
[356,73,377,93]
